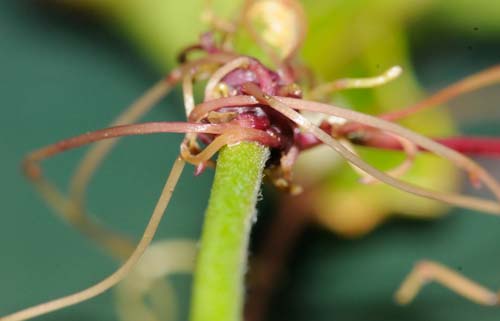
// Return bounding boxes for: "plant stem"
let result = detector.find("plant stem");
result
[190,142,269,321]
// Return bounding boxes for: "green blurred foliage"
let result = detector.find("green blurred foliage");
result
[0,1,499,321]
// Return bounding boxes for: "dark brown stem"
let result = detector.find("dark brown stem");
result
[245,193,312,321]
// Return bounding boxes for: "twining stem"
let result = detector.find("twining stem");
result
[190,142,269,321]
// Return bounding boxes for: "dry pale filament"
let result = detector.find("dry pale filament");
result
[395,260,498,306]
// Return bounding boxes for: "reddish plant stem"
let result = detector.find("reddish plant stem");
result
[304,122,500,157]
[428,137,500,156]
[296,129,500,157]
[352,132,500,157]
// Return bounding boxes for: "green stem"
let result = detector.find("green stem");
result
[190,142,269,321]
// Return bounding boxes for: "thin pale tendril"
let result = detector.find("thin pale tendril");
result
[367,133,417,183]
[308,65,403,99]
[381,64,500,121]
[204,56,251,101]
[189,95,259,122]
[181,129,279,165]
[0,157,185,321]
[339,133,417,185]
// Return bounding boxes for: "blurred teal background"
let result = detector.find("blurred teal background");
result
[0,1,499,321]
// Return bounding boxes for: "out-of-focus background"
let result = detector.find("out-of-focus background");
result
[0,1,499,321]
